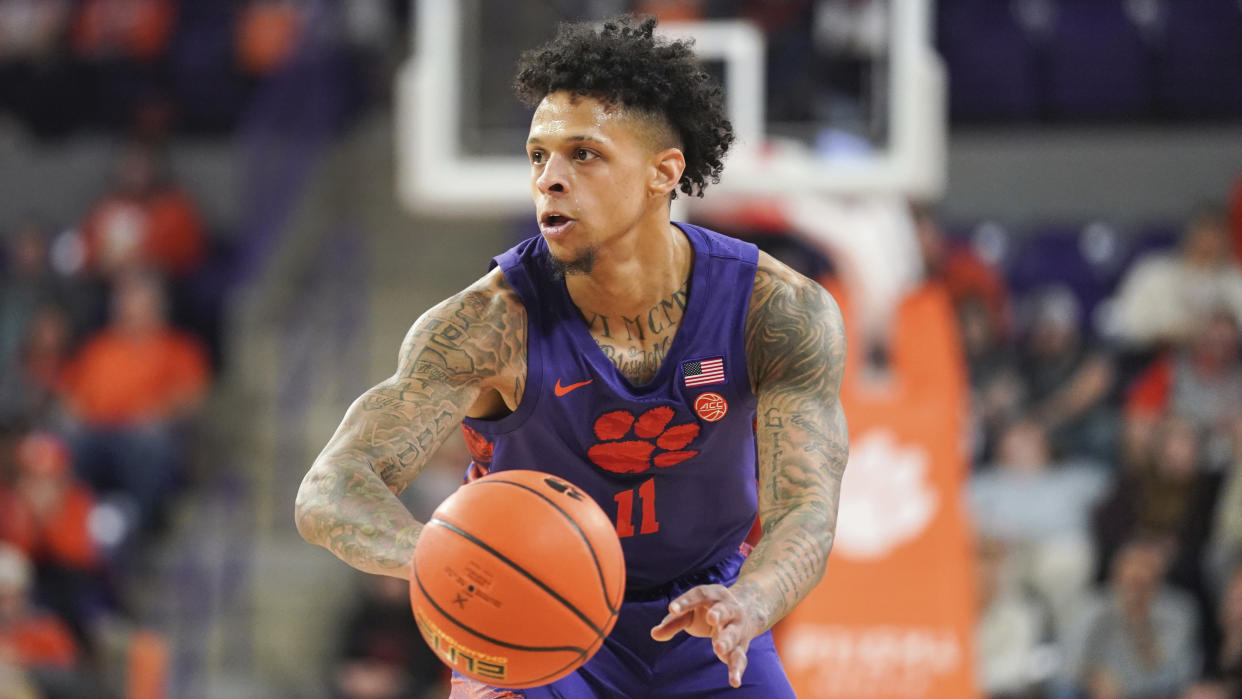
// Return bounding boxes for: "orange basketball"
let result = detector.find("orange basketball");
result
[409,469,626,689]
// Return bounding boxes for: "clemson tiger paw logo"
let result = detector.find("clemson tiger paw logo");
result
[587,406,700,474]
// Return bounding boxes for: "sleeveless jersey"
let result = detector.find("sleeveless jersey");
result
[460,223,759,591]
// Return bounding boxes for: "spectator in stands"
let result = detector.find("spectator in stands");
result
[59,269,209,529]
[1067,537,1199,699]
[79,143,206,280]
[70,0,173,62]
[0,304,71,426]
[1111,206,1242,349]
[959,297,1023,463]
[1125,309,1242,468]
[1215,566,1242,692]
[1231,174,1242,265]
[1187,565,1242,697]
[974,537,1048,699]
[0,0,79,138]
[0,0,68,62]
[1017,286,1117,462]
[332,573,445,699]
[970,417,1109,639]
[0,543,92,698]
[914,203,1011,338]
[1208,415,1242,595]
[1094,414,1223,660]
[70,0,176,131]
[0,218,87,369]
[236,0,305,77]
[0,433,101,643]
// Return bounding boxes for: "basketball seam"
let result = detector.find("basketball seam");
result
[412,565,588,656]
[428,517,608,639]
[471,478,620,614]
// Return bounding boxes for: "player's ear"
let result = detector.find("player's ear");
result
[649,148,685,199]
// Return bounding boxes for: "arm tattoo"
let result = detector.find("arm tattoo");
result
[294,274,526,578]
[734,262,848,630]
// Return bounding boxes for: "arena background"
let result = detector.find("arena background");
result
[0,1,1240,698]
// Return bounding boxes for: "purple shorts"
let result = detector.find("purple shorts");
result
[450,552,796,698]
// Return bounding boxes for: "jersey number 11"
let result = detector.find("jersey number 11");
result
[613,478,659,537]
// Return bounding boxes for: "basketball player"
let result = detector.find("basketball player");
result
[296,16,848,697]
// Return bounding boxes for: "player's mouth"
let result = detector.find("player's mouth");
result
[539,212,576,236]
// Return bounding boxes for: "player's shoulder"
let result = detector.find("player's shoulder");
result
[427,267,527,329]
[746,251,845,389]
[749,250,840,323]
[399,268,527,385]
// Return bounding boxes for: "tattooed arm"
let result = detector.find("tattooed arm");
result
[294,271,526,578]
[651,254,847,686]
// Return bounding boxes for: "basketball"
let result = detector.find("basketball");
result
[408,469,626,688]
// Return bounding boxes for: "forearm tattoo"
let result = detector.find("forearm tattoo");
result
[736,263,848,629]
[295,276,526,577]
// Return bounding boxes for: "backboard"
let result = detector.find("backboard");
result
[395,0,946,216]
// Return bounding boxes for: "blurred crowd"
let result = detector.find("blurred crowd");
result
[0,141,216,696]
[3,1,1240,698]
[931,190,1242,699]
[0,0,401,140]
[0,1,407,694]
[720,182,1242,699]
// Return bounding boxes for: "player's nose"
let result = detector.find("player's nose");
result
[535,153,569,195]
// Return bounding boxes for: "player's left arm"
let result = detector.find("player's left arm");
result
[651,256,847,687]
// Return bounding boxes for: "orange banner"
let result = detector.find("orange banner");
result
[776,281,979,699]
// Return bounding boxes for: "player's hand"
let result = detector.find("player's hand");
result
[649,583,763,688]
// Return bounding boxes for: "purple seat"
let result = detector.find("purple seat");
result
[1154,0,1242,117]
[1116,224,1180,275]
[1008,226,1114,331]
[1044,0,1153,120]
[167,5,250,134]
[937,0,1041,122]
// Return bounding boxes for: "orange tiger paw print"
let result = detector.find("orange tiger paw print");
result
[587,406,700,474]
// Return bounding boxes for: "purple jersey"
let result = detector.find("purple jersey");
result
[461,223,759,591]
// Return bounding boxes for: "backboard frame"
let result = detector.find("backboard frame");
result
[395,0,945,216]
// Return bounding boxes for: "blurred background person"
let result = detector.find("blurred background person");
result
[0,542,95,698]
[79,143,205,282]
[59,269,208,531]
[1015,285,1117,463]
[1207,415,1242,595]
[974,537,1049,699]
[330,574,445,699]
[1196,565,1242,695]
[970,417,1109,641]
[0,304,73,427]
[1094,414,1223,660]
[1124,310,1242,471]
[1111,207,1242,351]
[1066,537,1200,699]
[0,433,106,648]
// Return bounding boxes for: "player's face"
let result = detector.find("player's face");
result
[526,91,664,271]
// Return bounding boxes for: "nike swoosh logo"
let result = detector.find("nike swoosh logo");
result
[554,378,593,397]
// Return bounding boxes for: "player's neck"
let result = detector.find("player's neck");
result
[565,217,691,319]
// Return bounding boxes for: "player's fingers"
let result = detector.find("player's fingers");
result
[668,584,726,616]
[711,620,745,661]
[649,610,694,642]
[704,599,739,629]
[728,647,749,688]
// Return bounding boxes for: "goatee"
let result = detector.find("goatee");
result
[546,246,597,279]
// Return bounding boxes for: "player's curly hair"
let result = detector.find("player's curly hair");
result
[514,15,734,199]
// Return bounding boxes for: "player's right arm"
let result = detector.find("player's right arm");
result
[294,271,526,579]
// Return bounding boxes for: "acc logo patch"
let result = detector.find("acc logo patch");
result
[693,392,728,422]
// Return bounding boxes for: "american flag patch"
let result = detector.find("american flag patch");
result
[683,357,725,387]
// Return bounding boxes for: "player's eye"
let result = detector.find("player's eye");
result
[529,150,544,164]
[574,148,595,161]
